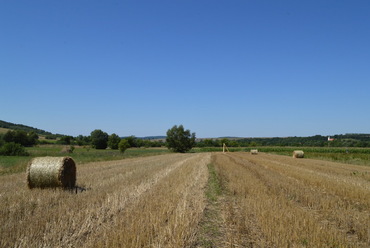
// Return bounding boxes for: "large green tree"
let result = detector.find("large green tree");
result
[166,125,196,153]
[108,133,121,150]
[125,136,137,147]
[90,129,109,149]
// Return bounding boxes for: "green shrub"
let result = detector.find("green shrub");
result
[0,142,29,156]
[118,139,130,153]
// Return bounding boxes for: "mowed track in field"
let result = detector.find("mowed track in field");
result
[212,152,370,247]
[1,152,369,247]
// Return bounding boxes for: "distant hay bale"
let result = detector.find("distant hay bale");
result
[60,146,73,154]
[293,150,304,158]
[250,149,258,155]
[26,157,76,189]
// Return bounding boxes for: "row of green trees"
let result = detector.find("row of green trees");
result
[89,126,196,153]
[4,124,368,157]
[196,135,370,148]
[86,125,196,153]
[48,129,165,152]
[0,130,129,156]
[51,132,165,148]
[0,125,196,155]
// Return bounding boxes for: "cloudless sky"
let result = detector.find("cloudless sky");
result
[1,0,369,138]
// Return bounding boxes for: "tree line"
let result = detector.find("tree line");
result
[0,129,166,156]
[55,131,165,149]
[0,125,195,155]
[196,134,370,148]
[1,122,370,157]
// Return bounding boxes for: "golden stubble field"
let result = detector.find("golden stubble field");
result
[1,152,369,247]
[211,153,370,247]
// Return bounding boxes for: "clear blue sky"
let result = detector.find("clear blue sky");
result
[1,0,369,138]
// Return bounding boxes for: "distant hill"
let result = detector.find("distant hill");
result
[216,136,242,140]
[0,120,54,136]
[138,136,166,140]
[1,120,369,147]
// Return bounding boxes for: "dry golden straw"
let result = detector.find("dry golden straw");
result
[250,149,258,155]
[292,150,304,158]
[26,157,76,189]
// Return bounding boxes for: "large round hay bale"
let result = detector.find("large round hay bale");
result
[27,157,76,189]
[250,149,258,155]
[293,150,304,158]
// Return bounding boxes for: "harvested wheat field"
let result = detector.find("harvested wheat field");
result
[209,152,370,248]
[1,152,370,247]
[1,153,210,248]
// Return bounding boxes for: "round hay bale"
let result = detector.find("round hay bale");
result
[60,146,73,154]
[27,157,76,189]
[293,150,304,158]
[250,149,258,155]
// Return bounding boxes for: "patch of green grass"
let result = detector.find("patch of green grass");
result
[0,146,169,175]
[206,163,223,202]
[195,163,223,247]
[0,156,30,175]
[69,147,169,164]
[304,152,370,166]
[26,145,62,156]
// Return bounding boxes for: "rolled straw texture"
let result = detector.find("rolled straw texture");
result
[26,157,76,189]
[250,149,258,155]
[293,150,304,158]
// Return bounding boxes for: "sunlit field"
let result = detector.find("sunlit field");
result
[210,152,370,247]
[194,146,370,166]
[1,150,369,247]
[0,146,169,175]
